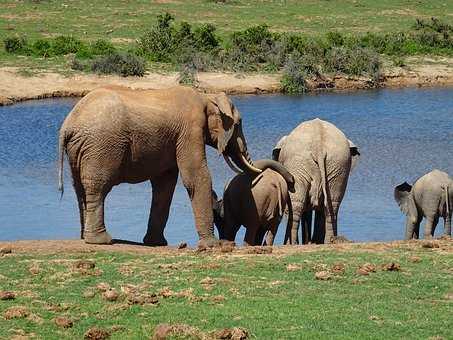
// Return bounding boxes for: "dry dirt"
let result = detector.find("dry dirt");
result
[1,57,453,105]
[0,238,451,256]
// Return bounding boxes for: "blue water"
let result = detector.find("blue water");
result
[0,87,452,245]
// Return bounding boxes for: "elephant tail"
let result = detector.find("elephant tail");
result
[446,185,450,217]
[58,129,67,199]
[319,152,331,215]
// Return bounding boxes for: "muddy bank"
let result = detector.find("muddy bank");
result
[1,59,453,106]
[0,238,451,256]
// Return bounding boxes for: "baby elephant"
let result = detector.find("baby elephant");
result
[394,169,453,240]
[213,168,292,246]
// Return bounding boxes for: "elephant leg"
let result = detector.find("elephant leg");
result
[255,228,267,246]
[324,202,340,243]
[424,216,438,239]
[264,218,280,246]
[244,225,258,246]
[301,210,312,245]
[312,209,325,244]
[72,181,86,239]
[143,169,178,246]
[177,151,218,248]
[444,214,452,237]
[83,184,112,245]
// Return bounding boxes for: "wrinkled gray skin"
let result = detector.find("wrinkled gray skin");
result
[394,169,453,240]
[213,164,293,246]
[58,85,286,247]
[272,118,360,244]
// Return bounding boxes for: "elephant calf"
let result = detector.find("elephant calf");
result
[213,167,292,246]
[395,169,452,240]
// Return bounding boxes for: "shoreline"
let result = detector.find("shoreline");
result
[0,238,451,255]
[1,60,453,106]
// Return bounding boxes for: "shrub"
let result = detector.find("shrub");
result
[326,31,345,46]
[31,39,52,57]
[90,39,116,55]
[4,36,28,54]
[280,53,308,94]
[91,52,146,76]
[324,46,380,80]
[138,12,176,61]
[52,35,85,55]
[194,24,220,51]
[178,61,198,85]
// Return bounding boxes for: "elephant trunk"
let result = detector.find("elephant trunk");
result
[225,136,262,175]
[252,159,295,191]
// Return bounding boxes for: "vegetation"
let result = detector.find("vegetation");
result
[0,241,451,339]
[0,1,452,92]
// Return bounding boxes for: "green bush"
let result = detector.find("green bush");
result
[194,24,220,51]
[91,52,146,76]
[4,36,28,54]
[52,35,85,55]
[324,46,380,80]
[31,39,52,57]
[90,39,116,55]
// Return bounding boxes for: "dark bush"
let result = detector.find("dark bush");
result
[91,52,146,76]
[4,36,28,54]
[194,24,220,51]
[138,12,176,61]
[326,31,345,46]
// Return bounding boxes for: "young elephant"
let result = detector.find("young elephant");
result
[394,169,453,240]
[213,167,292,246]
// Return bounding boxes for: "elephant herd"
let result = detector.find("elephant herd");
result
[58,86,453,247]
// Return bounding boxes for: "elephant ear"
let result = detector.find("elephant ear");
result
[211,190,224,219]
[348,139,360,171]
[394,182,413,215]
[272,135,287,161]
[208,93,238,154]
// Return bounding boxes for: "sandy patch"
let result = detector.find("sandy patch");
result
[1,58,453,106]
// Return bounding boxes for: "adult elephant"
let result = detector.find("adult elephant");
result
[58,85,292,247]
[272,118,360,244]
[394,169,452,239]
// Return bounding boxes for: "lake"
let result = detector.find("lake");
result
[0,87,452,245]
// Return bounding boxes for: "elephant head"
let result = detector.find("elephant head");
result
[205,93,295,188]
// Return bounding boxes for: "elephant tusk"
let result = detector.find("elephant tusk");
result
[240,153,263,174]
[223,154,242,174]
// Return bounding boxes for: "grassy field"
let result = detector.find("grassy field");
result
[0,241,452,339]
[1,0,452,40]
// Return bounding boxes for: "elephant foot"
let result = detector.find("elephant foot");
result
[197,237,221,250]
[143,234,168,247]
[84,230,112,245]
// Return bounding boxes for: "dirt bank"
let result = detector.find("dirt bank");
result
[0,238,451,256]
[1,57,453,106]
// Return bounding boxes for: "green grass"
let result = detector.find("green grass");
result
[0,245,451,339]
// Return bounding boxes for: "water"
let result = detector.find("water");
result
[0,87,452,245]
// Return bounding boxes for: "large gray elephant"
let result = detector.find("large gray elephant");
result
[212,161,294,246]
[58,85,293,246]
[394,169,452,240]
[272,118,360,244]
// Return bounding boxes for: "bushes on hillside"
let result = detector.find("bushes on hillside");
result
[91,53,145,77]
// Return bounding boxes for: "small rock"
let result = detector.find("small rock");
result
[356,268,370,276]
[28,263,40,275]
[382,262,401,271]
[315,271,332,280]
[286,263,302,272]
[0,246,12,255]
[83,289,96,298]
[357,263,376,275]
[177,242,187,249]
[0,291,16,300]
[158,287,173,298]
[214,327,249,339]
[84,327,110,340]
[408,256,422,263]
[74,260,95,270]
[4,306,29,319]
[200,277,215,285]
[211,295,225,303]
[54,316,73,328]
[331,263,345,274]
[103,289,119,302]
[422,241,440,248]
[96,282,110,292]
